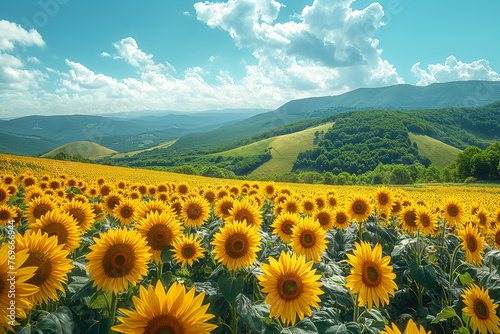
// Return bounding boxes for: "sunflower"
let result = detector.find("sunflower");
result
[215,196,234,219]
[492,227,500,248]
[405,319,431,334]
[332,207,351,229]
[459,223,486,266]
[0,204,17,225]
[86,227,151,293]
[1,174,15,185]
[271,213,300,243]
[391,200,403,217]
[61,199,96,232]
[380,322,401,334]
[103,192,123,214]
[314,196,325,210]
[181,195,210,228]
[0,186,11,205]
[257,251,323,326]
[30,210,81,252]
[22,175,37,188]
[313,208,334,231]
[401,207,419,233]
[135,211,183,264]
[415,206,438,236]
[263,182,277,198]
[443,198,464,228]
[112,280,216,334]
[227,198,262,228]
[301,197,317,215]
[211,220,260,271]
[291,218,328,263]
[326,194,338,209]
[136,200,169,220]
[348,195,373,222]
[0,244,37,332]
[172,234,206,267]
[461,284,500,334]
[282,197,301,215]
[25,186,44,202]
[26,195,57,225]
[176,183,190,196]
[374,186,394,214]
[476,209,490,231]
[381,320,430,334]
[16,229,74,305]
[345,241,397,309]
[202,189,217,205]
[113,198,140,225]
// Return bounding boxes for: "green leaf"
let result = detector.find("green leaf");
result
[84,318,112,334]
[235,294,266,333]
[88,291,112,309]
[160,246,174,263]
[325,325,347,334]
[17,326,44,334]
[432,306,458,323]
[160,271,173,289]
[69,278,96,303]
[410,262,437,289]
[217,273,244,304]
[36,306,74,334]
[345,322,361,334]
[458,272,474,286]
[280,318,318,334]
[453,327,471,334]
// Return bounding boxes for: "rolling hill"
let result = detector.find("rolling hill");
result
[211,123,334,177]
[0,132,60,156]
[408,133,462,168]
[112,101,500,178]
[0,108,267,155]
[41,141,117,160]
[166,81,500,152]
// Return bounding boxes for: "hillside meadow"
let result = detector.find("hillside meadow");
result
[1,153,500,334]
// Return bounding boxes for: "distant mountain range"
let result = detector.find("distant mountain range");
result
[2,81,500,157]
[167,80,500,152]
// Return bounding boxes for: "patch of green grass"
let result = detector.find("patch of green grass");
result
[250,123,333,177]
[209,138,274,158]
[408,132,462,168]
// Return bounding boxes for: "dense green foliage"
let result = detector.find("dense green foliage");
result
[48,152,94,163]
[0,132,59,156]
[117,152,272,177]
[455,143,500,180]
[293,103,500,175]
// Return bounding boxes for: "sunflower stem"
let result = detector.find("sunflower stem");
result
[229,303,239,334]
[353,293,360,322]
[448,244,461,303]
[157,262,163,283]
[109,292,119,331]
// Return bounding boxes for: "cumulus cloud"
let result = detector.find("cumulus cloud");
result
[193,0,402,94]
[412,56,500,86]
[0,21,46,91]
[0,20,45,51]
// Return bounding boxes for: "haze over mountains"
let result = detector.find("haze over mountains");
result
[1,81,500,159]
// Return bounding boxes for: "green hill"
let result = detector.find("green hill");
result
[0,132,59,156]
[408,133,462,168]
[212,123,333,177]
[41,141,117,160]
[167,81,500,152]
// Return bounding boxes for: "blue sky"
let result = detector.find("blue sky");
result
[0,0,499,117]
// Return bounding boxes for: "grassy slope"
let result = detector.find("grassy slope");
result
[110,140,177,159]
[41,141,117,160]
[408,132,462,168]
[210,123,333,177]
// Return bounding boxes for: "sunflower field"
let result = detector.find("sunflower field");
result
[1,154,500,334]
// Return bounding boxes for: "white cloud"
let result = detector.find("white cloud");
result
[27,56,41,64]
[193,0,403,95]
[412,56,500,86]
[0,21,46,91]
[0,20,45,51]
